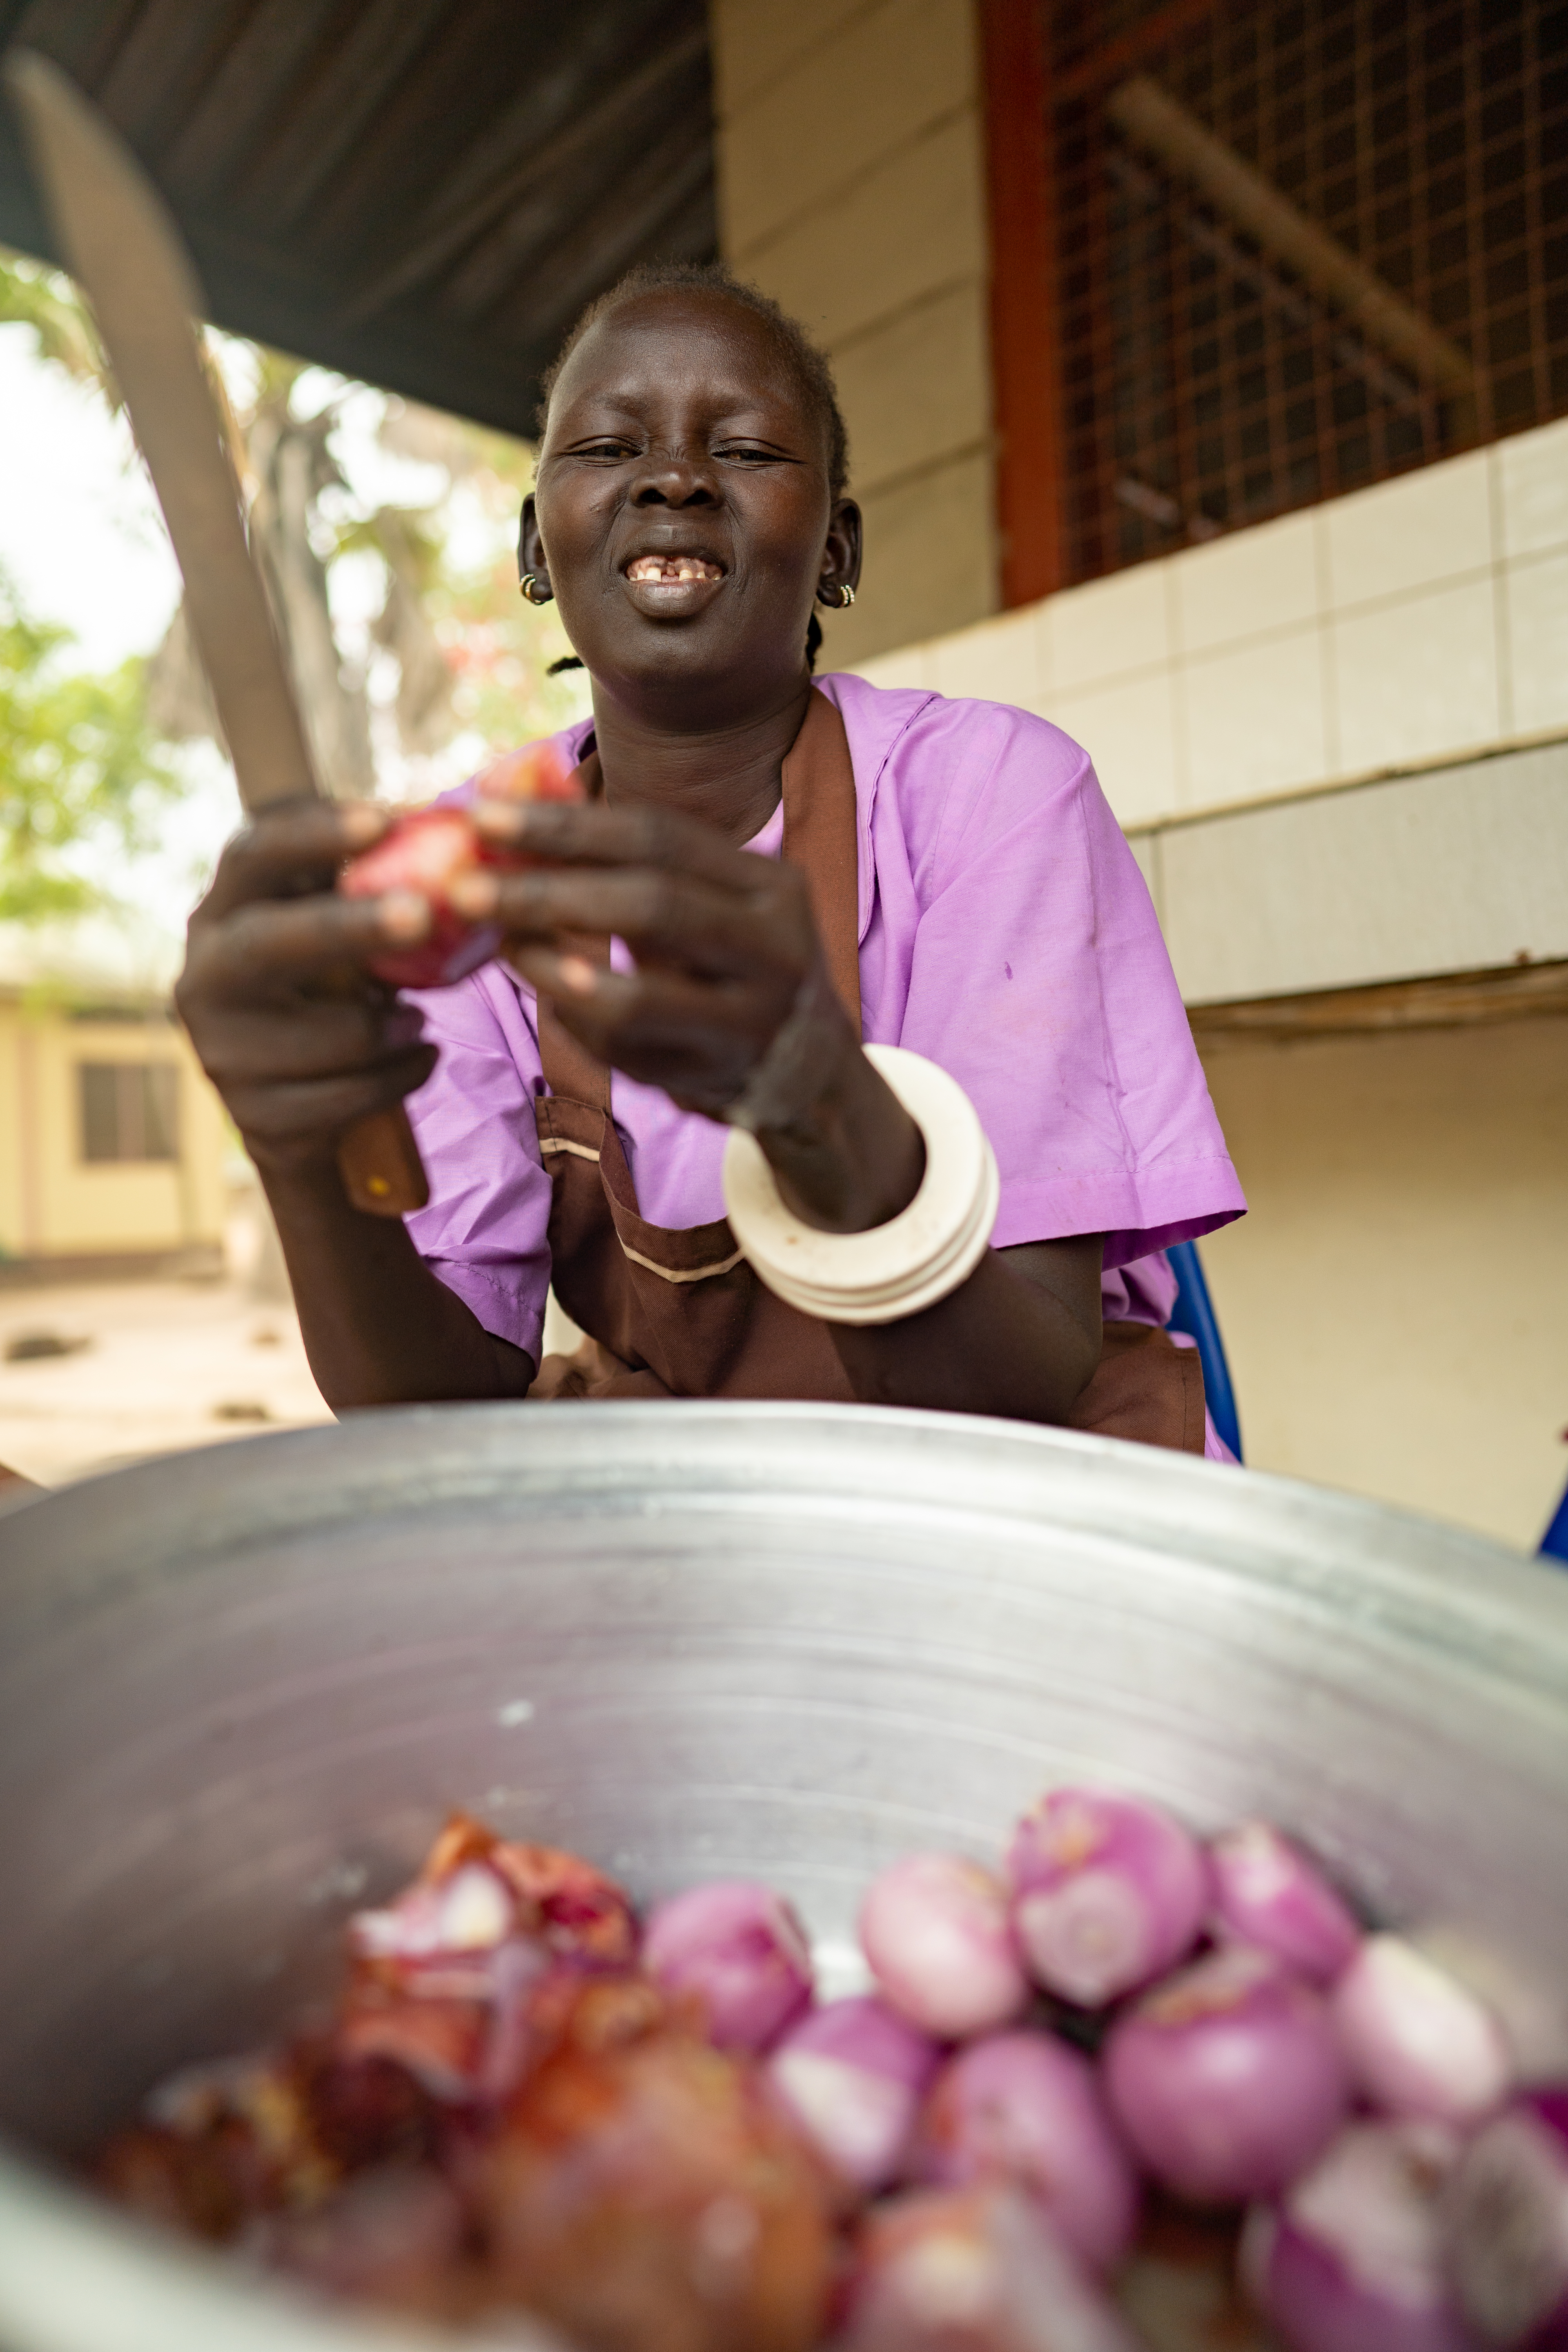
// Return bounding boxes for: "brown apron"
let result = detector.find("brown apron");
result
[529,690,1205,1453]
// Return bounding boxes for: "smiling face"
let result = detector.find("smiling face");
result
[524,289,860,727]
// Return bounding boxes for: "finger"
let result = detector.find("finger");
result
[194,890,431,998]
[227,1045,439,1145]
[472,794,763,889]
[509,946,767,1098]
[452,863,806,980]
[196,800,392,925]
[194,998,426,1088]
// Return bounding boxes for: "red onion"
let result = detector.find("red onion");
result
[642,1878,813,2053]
[839,2184,1145,2351]
[1006,1789,1209,2009]
[1242,2119,1475,2352]
[1208,1820,1362,1985]
[859,1854,1030,2041]
[1445,2087,1568,2347]
[1104,1943,1349,2204]
[913,2029,1139,2275]
[1332,1933,1512,2123]
[767,1996,940,2192]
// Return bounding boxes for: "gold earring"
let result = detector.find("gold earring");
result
[816,581,856,610]
[519,573,553,606]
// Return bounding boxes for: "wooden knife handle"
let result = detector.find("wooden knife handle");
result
[337,1105,430,1217]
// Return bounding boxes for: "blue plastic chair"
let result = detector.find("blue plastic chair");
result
[1166,1239,1242,1463]
[1540,1481,1568,1566]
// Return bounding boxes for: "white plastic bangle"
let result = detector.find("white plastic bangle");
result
[720,1044,1000,1327]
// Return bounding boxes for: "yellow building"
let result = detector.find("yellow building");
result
[0,981,227,1272]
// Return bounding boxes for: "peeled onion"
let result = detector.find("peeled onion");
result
[1445,2087,1568,2347]
[1208,1820,1362,1985]
[1104,1944,1349,2204]
[766,1996,940,2192]
[1332,1934,1512,2124]
[1007,1789,1209,2009]
[642,1879,813,2053]
[1242,2118,1474,2352]
[914,2030,1139,2274]
[859,1855,1029,2041]
[839,2184,1145,2352]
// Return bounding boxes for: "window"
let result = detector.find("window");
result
[78,1063,180,1164]
[1049,0,1568,584]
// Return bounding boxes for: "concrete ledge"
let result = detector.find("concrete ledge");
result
[1190,959,1568,1047]
[0,1246,224,1290]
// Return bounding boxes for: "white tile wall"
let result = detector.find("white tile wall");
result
[1506,552,1568,736]
[1174,508,1319,654]
[1321,446,1494,606]
[1047,558,1170,687]
[1332,577,1502,773]
[1047,671,1182,829]
[852,411,1568,835]
[1498,416,1568,559]
[1183,625,1328,804]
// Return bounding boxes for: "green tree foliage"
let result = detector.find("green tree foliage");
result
[0,572,180,923]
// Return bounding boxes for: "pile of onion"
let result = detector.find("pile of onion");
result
[94,1787,1539,2352]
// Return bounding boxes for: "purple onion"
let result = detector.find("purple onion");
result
[1006,1789,1209,2009]
[913,2030,1139,2275]
[1242,2119,1475,2352]
[767,1995,940,2193]
[839,2183,1145,2352]
[859,1855,1029,2042]
[1445,2087,1568,2347]
[1332,1934,1512,2124]
[641,1878,813,2053]
[1208,1820,1363,1985]
[1103,1943,1350,2205]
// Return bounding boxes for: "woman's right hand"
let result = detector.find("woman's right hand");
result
[175,800,439,1182]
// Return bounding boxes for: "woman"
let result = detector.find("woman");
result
[176,264,1244,1448]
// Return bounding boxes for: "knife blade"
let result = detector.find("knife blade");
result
[4,47,428,1218]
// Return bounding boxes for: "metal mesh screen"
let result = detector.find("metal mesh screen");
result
[1051,0,1568,583]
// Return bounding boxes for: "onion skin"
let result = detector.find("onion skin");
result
[1445,2088,1568,2347]
[339,740,579,988]
[643,1879,814,2054]
[1104,1944,1350,2204]
[475,1978,834,2352]
[839,2184,1145,2352]
[913,2030,1139,2274]
[1208,1820,1362,1985]
[1007,1790,1209,2009]
[1331,1934,1512,2124]
[1243,2119,1476,2352]
[860,1855,1030,2041]
[767,1996,940,2192]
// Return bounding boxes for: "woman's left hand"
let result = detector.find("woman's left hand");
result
[453,794,827,1116]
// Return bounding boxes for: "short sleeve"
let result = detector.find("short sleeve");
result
[880,698,1245,1270]
[400,965,554,1365]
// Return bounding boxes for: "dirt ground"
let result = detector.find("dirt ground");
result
[0,1272,331,1490]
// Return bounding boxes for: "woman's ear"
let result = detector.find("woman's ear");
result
[518,495,552,597]
[817,497,863,607]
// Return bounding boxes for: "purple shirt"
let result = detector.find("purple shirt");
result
[402,673,1246,1380]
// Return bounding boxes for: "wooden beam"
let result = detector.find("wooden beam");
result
[1189,960,1568,1048]
[1109,75,1475,401]
[977,0,1064,607]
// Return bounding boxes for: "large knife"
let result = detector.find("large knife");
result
[4,47,428,1217]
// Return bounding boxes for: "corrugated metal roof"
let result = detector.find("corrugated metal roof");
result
[0,0,716,434]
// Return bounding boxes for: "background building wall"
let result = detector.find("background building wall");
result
[0,1003,227,1261]
[709,0,999,663]
[1198,1016,1568,1550]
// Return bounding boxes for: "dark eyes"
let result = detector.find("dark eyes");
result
[565,439,788,465]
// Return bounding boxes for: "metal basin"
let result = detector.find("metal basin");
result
[2,1400,1568,2352]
